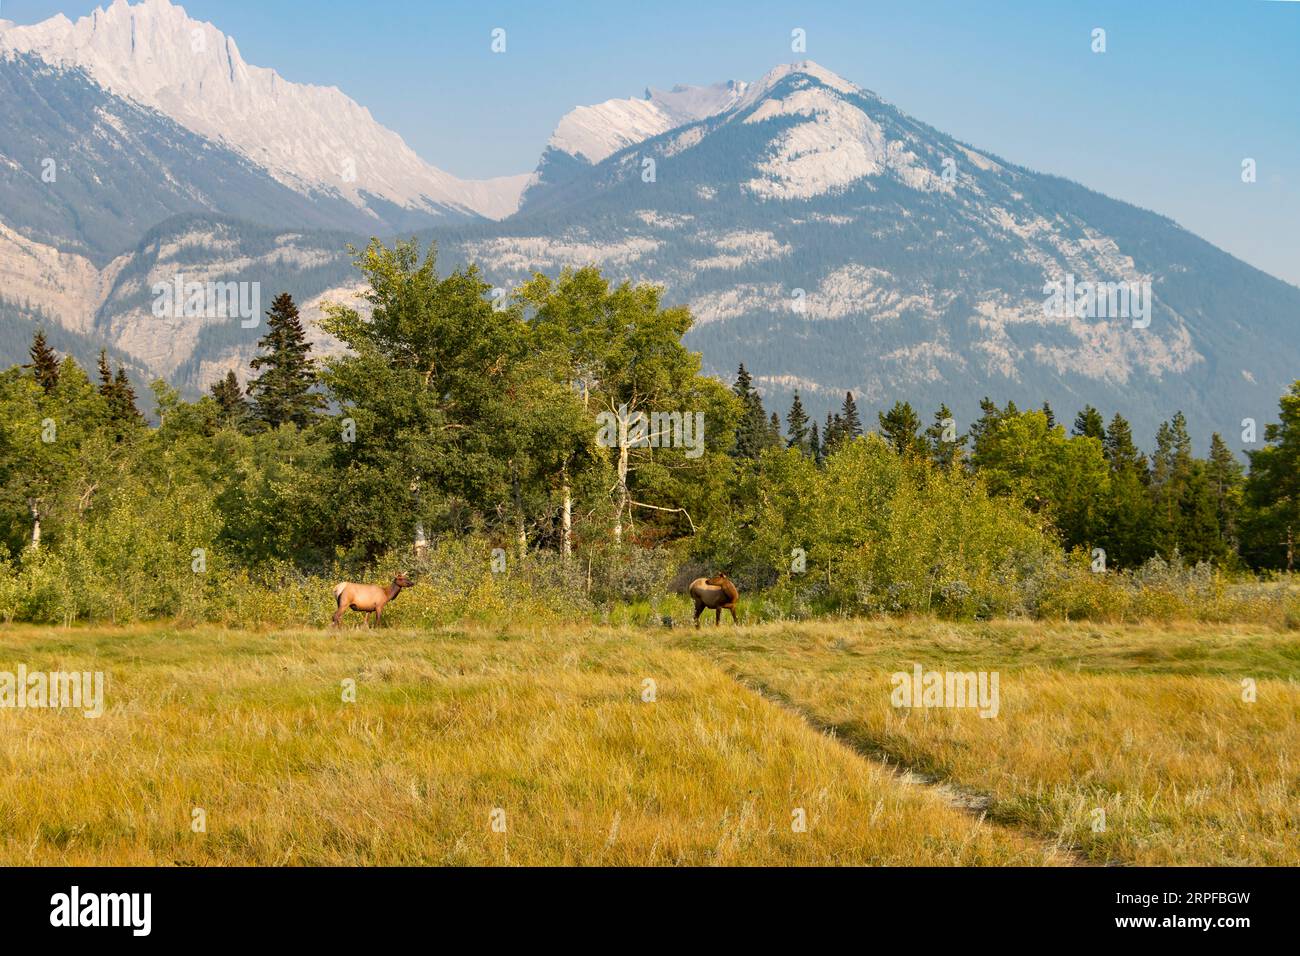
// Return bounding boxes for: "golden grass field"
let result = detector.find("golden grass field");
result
[0,618,1294,866]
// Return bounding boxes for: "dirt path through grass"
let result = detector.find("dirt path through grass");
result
[680,619,1300,866]
[733,672,1092,865]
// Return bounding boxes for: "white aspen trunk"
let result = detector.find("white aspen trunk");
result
[29,502,41,551]
[613,410,629,546]
[512,471,527,560]
[560,464,573,559]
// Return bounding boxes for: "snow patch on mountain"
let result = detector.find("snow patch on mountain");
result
[548,80,746,164]
[740,79,951,200]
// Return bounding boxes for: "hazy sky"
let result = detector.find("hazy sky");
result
[6,0,1298,285]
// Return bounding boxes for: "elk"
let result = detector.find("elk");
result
[688,572,739,627]
[331,573,415,628]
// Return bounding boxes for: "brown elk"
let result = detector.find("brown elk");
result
[332,573,415,627]
[688,572,739,627]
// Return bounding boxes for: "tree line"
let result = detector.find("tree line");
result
[1,238,1297,596]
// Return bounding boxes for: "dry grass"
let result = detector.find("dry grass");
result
[0,622,1059,866]
[687,618,1299,865]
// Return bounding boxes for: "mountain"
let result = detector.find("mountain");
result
[0,4,1294,445]
[430,61,1300,444]
[0,0,527,223]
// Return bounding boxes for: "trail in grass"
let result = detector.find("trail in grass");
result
[726,671,1092,867]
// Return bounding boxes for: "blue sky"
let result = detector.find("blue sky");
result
[6,0,1299,284]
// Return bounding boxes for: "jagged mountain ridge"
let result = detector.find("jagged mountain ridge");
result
[0,0,527,222]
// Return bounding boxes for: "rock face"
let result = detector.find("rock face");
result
[0,4,1295,443]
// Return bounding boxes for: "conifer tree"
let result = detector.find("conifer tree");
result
[822,412,843,457]
[1241,381,1300,568]
[27,330,60,393]
[839,391,863,440]
[768,412,782,448]
[210,370,251,430]
[810,422,822,464]
[95,350,141,430]
[878,400,925,457]
[785,391,811,455]
[248,292,323,429]
[1073,405,1105,440]
[729,363,769,459]
[924,403,966,469]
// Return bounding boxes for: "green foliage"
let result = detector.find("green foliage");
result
[0,235,1293,629]
[248,293,324,429]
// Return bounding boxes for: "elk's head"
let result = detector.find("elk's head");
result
[705,572,731,586]
[394,573,415,589]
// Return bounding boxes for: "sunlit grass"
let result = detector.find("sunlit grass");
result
[687,618,1299,865]
[0,623,1058,865]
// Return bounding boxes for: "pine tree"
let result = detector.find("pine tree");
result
[969,398,1017,472]
[729,364,770,459]
[822,412,843,457]
[248,292,323,429]
[768,412,782,448]
[1241,381,1300,568]
[1103,413,1146,475]
[839,391,863,440]
[26,330,60,393]
[96,349,114,394]
[210,370,251,430]
[785,391,811,455]
[1041,401,1057,430]
[878,400,925,457]
[924,403,966,469]
[1073,405,1105,440]
[1206,433,1244,553]
[1151,412,1195,558]
[96,349,141,429]
[113,367,141,423]
[810,422,822,465]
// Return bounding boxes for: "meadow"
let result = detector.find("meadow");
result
[0,617,1293,866]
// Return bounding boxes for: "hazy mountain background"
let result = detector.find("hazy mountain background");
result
[1,0,1296,445]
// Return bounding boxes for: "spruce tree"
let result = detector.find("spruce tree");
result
[112,367,141,423]
[810,422,822,465]
[210,370,251,430]
[768,412,782,448]
[924,403,966,469]
[839,391,863,440]
[248,292,323,428]
[785,391,811,455]
[1073,405,1105,440]
[1206,433,1244,552]
[968,397,1003,459]
[823,412,842,457]
[1103,413,1146,476]
[27,330,60,393]
[878,400,925,457]
[1041,401,1057,430]
[96,349,141,429]
[729,364,770,459]
[1241,381,1300,568]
